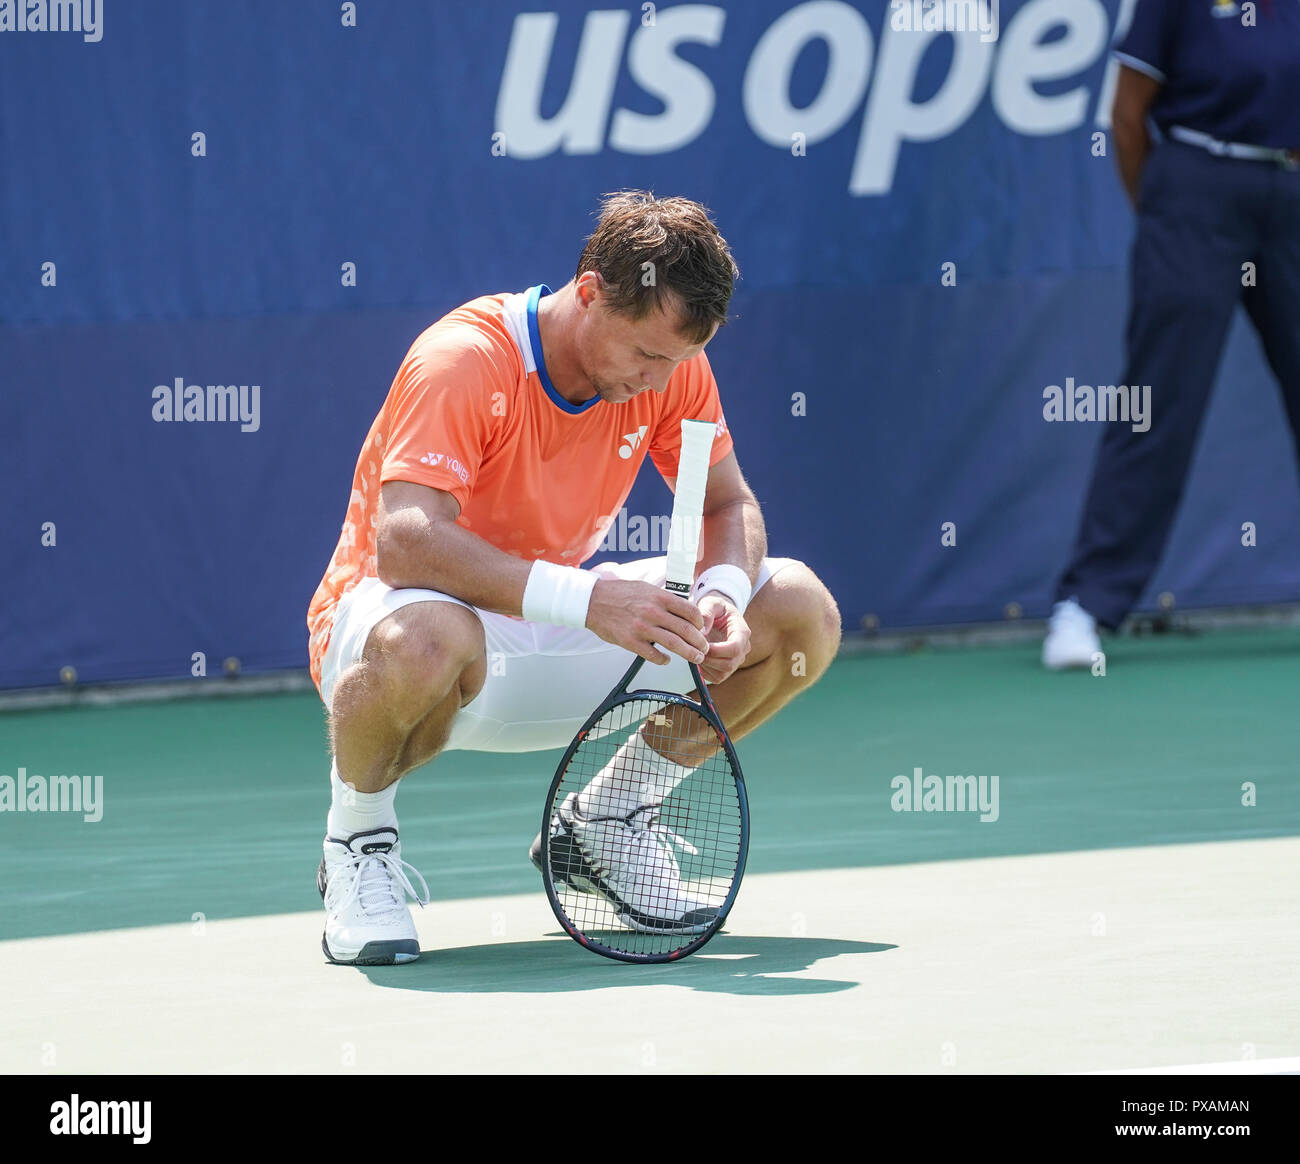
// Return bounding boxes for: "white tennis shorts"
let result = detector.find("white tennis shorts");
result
[318,556,799,753]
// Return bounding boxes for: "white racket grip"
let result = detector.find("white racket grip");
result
[665,419,716,594]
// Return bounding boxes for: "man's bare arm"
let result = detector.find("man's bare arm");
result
[1113,65,1162,207]
[375,480,709,665]
[376,480,532,615]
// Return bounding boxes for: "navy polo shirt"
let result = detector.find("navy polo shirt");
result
[1115,0,1300,147]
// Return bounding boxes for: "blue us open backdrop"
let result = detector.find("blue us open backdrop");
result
[2,0,1298,688]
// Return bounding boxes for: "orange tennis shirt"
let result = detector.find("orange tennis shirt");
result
[306,284,734,688]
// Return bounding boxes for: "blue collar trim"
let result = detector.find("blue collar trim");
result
[527,284,601,415]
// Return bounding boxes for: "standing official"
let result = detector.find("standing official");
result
[1045,0,1300,667]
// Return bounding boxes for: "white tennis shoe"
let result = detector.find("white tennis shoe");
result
[317,827,429,965]
[1042,598,1102,670]
[555,795,718,935]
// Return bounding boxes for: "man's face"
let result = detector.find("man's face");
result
[574,280,717,404]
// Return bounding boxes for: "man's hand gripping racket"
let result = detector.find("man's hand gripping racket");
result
[536,419,750,962]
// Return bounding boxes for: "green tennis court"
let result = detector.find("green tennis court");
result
[3,628,1298,1073]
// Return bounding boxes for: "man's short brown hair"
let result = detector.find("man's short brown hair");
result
[576,191,739,345]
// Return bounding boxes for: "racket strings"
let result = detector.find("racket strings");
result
[547,696,743,958]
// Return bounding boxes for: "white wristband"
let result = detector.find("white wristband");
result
[521,560,598,628]
[692,564,753,614]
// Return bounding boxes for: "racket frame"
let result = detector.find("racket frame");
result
[540,653,750,963]
[542,417,747,962]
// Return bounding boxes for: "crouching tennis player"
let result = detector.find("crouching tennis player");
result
[306,191,841,964]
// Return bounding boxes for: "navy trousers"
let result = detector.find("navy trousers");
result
[1056,140,1300,628]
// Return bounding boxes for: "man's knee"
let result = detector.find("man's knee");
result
[753,562,842,666]
[360,601,487,713]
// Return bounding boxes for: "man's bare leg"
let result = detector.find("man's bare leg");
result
[572,563,842,822]
[327,601,488,793]
[319,600,489,965]
[641,563,842,767]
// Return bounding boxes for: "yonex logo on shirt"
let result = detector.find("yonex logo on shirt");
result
[618,426,648,459]
[418,451,470,484]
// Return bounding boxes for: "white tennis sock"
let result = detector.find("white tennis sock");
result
[326,760,399,839]
[578,733,694,820]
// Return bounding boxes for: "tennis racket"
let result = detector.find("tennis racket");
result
[536,418,749,962]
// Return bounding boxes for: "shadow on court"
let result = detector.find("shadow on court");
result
[358,934,894,996]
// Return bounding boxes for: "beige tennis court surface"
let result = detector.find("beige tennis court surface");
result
[4,838,1297,1074]
[3,631,1299,1073]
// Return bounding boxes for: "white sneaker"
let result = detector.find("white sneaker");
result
[559,796,719,935]
[1042,598,1102,670]
[316,827,429,965]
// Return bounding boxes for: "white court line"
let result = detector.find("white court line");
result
[1087,1057,1300,1075]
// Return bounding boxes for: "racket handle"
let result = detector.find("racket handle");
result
[665,419,716,594]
